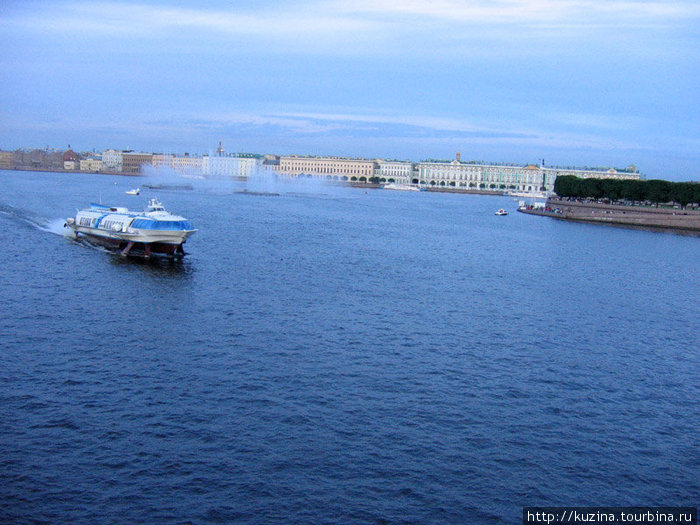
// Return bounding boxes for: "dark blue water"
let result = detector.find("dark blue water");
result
[1,170,698,524]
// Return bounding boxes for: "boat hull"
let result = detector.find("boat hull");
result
[76,231,185,256]
[69,224,193,245]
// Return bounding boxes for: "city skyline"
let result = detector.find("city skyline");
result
[1,0,699,181]
[1,142,642,174]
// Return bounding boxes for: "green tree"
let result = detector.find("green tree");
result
[647,179,671,204]
[553,175,579,197]
[554,175,700,206]
[693,184,700,205]
[600,178,623,200]
[673,183,694,207]
[621,179,645,201]
[581,178,603,198]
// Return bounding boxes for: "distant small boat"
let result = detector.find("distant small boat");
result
[495,208,508,216]
[125,188,140,195]
[235,190,280,196]
[382,183,420,191]
[143,184,194,191]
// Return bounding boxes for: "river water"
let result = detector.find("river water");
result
[1,170,698,524]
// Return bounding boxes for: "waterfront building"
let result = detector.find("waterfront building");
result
[80,156,103,172]
[153,153,204,175]
[417,156,640,196]
[9,148,63,171]
[3,142,643,195]
[262,154,280,168]
[278,156,377,181]
[63,148,79,170]
[202,154,261,178]
[102,149,123,172]
[0,150,13,170]
[377,160,414,184]
[172,154,203,175]
[121,152,153,174]
[152,153,173,169]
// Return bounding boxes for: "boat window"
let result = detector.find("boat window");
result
[131,219,193,230]
[101,219,122,230]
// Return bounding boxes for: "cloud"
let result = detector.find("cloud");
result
[197,109,700,155]
[2,1,698,179]
[150,110,643,151]
[0,104,646,150]
[541,111,645,131]
[2,2,375,39]
[338,0,700,25]
[5,0,698,56]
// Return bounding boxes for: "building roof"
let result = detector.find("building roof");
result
[63,149,78,161]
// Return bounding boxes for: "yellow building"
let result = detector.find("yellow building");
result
[153,154,203,175]
[279,156,377,181]
[80,157,103,172]
[0,151,13,170]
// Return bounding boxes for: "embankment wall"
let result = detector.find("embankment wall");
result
[522,198,700,231]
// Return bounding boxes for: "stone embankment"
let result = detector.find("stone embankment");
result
[519,198,700,232]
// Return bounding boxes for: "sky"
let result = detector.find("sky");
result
[1,0,699,180]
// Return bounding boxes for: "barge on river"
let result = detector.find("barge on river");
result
[65,198,197,257]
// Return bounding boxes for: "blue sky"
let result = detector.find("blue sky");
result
[1,0,699,180]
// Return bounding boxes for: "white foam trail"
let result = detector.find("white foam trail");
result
[39,218,73,237]
[0,204,74,236]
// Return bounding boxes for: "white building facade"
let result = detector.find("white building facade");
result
[377,161,414,184]
[202,155,262,178]
[417,160,640,196]
[102,149,122,172]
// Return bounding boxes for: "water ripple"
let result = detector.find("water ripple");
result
[1,173,698,523]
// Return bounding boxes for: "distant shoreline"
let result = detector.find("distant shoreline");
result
[1,167,511,196]
[519,197,700,232]
[0,166,141,177]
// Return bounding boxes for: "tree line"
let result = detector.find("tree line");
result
[553,175,700,206]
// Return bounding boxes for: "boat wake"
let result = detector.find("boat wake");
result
[1,197,193,271]
[0,203,119,257]
[0,204,73,237]
[40,218,74,236]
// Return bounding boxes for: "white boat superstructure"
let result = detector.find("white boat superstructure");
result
[125,188,140,195]
[65,198,196,256]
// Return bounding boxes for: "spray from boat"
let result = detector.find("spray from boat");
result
[0,203,73,237]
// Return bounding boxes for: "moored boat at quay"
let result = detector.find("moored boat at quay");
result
[65,198,197,257]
